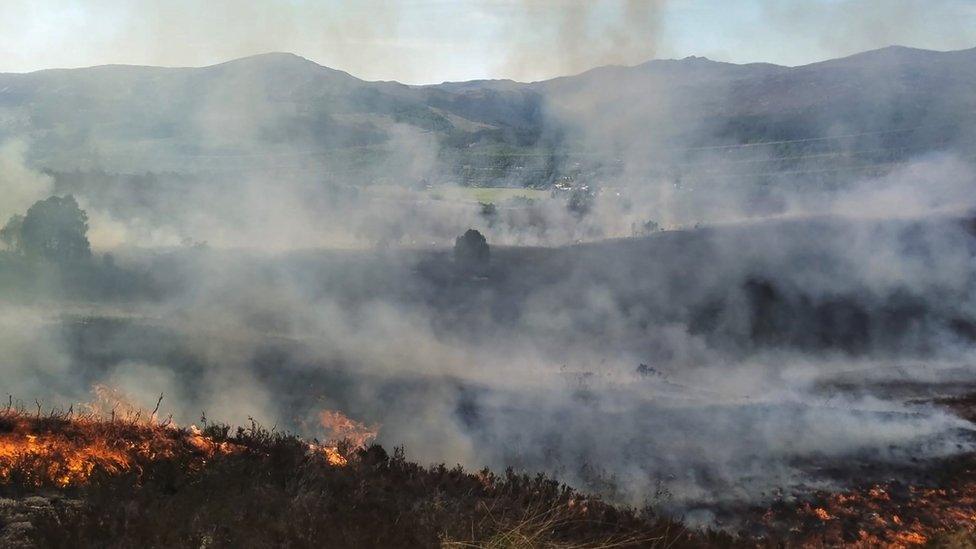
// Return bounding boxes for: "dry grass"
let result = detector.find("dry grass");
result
[442,501,680,548]
[0,409,731,548]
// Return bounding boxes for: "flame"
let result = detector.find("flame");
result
[0,427,131,487]
[1,387,382,492]
[812,507,834,521]
[322,446,348,467]
[318,410,379,447]
[0,411,197,487]
[0,386,238,487]
[314,409,380,467]
[5,387,976,545]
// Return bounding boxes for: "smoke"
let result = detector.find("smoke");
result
[0,139,53,223]
[2,17,976,524]
[0,306,75,400]
[3,206,976,515]
[8,191,976,513]
[0,0,405,81]
[757,0,976,64]
[501,0,667,81]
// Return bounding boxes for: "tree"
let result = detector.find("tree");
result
[454,229,489,275]
[1,214,24,251]
[479,202,498,228]
[19,195,91,262]
[567,186,595,219]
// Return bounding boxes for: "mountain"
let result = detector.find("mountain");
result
[528,46,976,150]
[1,46,975,184]
[0,52,545,176]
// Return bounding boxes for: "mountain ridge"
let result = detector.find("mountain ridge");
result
[6,44,974,84]
[1,44,974,183]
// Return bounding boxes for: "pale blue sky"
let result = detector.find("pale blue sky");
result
[1,0,975,83]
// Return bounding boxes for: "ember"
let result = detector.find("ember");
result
[754,456,976,546]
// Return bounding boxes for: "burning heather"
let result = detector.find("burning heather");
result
[0,409,230,489]
[0,388,373,489]
[0,389,716,548]
[2,386,976,545]
[315,409,380,466]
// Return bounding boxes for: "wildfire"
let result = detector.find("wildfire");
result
[0,385,250,488]
[314,409,380,466]
[0,411,188,487]
[5,385,976,546]
[0,387,381,490]
[0,386,239,488]
[0,428,131,487]
[758,471,976,547]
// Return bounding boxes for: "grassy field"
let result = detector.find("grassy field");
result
[364,185,550,204]
[429,186,550,203]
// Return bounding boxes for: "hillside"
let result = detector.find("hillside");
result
[0,406,715,548]
[1,46,974,184]
[0,52,546,178]
[3,397,976,547]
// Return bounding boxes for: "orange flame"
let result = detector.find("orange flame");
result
[0,386,236,487]
[0,428,131,487]
[315,409,379,467]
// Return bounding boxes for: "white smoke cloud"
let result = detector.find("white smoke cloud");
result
[0,139,53,223]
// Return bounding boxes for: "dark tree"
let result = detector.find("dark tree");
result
[567,186,595,219]
[479,202,498,228]
[454,229,489,274]
[19,195,91,262]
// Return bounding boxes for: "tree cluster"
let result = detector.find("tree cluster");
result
[1,195,91,263]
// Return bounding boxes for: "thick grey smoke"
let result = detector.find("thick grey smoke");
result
[2,16,976,525]
[0,139,53,223]
[5,190,976,517]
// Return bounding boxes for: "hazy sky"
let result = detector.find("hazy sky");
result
[1,0,975,83]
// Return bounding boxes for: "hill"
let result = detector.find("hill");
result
[3,399,976,546]
[0,406,720,548]
[1,46,974,185]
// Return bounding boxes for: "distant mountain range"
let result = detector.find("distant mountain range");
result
[2,45,975,186]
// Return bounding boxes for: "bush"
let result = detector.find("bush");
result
[454,229,490,275]
[0,412,725,548]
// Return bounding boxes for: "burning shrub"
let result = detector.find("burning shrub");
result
[0,401,717,548]
[6,385,976,547]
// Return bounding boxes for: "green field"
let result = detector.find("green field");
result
[429,186,549,203]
